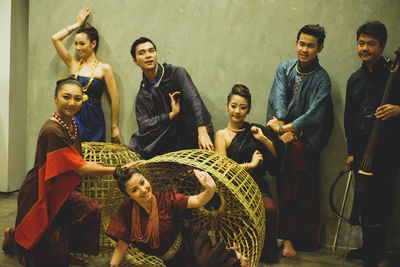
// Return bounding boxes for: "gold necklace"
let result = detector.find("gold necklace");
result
[152,64,165,88]
[295,63,318,76]
[227,122,245,133]
[74,58,98,102]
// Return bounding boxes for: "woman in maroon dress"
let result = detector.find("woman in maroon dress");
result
[2,77,137,267]
[106,166,250,267]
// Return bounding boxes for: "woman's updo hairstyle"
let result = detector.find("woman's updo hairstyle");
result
[55,76,83,96]
[77,22,99,53]
[113,165,142,196]
[227,84,252,109]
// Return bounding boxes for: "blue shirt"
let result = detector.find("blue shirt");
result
[266,58,333,153]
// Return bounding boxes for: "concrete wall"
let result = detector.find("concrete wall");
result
[0,0,28,192]
[22,0,400,250]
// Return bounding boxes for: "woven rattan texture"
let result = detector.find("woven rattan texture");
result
[79,142,142,254]
[102,149,265,266]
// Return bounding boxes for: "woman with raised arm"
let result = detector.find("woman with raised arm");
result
[52,8,121,143]
[106,166,249,267]
[215,84,283,263]
[2,77,137,266]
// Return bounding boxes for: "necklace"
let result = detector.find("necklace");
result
[227,122,245,133]
[295,63,318,76]
[151,64,165,89]
[74,58,98,102]
[52,112,78,140]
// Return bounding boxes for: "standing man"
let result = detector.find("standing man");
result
[129,37,214,159]
[266,24,333,258]
[344,21,400,267]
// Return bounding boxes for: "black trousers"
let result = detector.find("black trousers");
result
[354,155,398,267]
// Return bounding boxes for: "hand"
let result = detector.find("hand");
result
[278,131,297,144]
[122,160,145,169]
[77,8,90,26]
[267,116,283,133]
[193,169,216,191]
[375,104,400,120]
[230,247,250,267]
[111,126,121,144]
[250,126,265,141]
[169,91,180,119]
[249,150,263,169]
[346,155,354,170]
[198,129,214,151]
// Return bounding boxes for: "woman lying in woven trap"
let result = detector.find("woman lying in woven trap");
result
[106,165,250,267]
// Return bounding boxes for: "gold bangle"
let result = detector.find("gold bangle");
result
[65,25,74,34]
[243,163,249,170]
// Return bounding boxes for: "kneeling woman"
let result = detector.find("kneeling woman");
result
[215,84,282,263]
[107,166,249,267]
[2,77,137,266]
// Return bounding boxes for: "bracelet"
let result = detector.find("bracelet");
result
[243,163,249,170]
[65,25,74,34]
[278,124,284,135]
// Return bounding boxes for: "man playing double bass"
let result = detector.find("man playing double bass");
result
[344,21,400,267]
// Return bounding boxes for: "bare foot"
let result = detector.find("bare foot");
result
[2,227,14,255]
[282,240,296,258]
[69,255,88,265]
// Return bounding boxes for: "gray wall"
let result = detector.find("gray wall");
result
[24,0,400,250]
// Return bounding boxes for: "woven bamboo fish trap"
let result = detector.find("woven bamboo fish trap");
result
[102,149,266,266]
[79,142,142,254]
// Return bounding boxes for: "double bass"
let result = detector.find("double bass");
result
[330,48,400,226]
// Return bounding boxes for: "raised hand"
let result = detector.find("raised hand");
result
[250,126,265,141]
[77,8,90,26]
[169,91,181,119]
[193,169,216,191]
[250,150,263,169]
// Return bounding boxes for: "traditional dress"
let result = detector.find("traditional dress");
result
[74,76,106,142]
[226,122,281,262]
[266,58,333,250]
[14,120,100,267]
[106,190,239,267]
[129,63,213,159]
[344,57,400,265]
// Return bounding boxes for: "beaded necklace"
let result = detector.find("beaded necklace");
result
[74,58,98,102]
[52,112,78,140]
[227,122,245,133]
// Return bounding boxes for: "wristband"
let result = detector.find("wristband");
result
[278,125,284,135]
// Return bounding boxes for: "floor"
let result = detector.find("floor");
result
[0,192,398,267]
